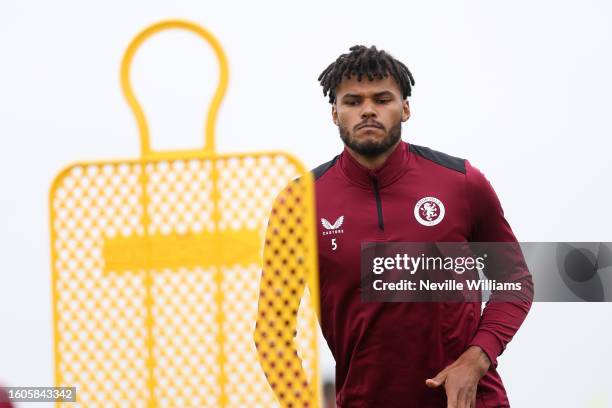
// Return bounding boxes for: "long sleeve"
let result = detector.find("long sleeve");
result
[465,160,534,368]
[253,180,315,407]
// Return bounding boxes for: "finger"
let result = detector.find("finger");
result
[425,378,440,388]
[443,377,459,408]
[446,385,458,408]
[462,387,476,408]
[456,387,466,408]
[466,390,476,408]
[468,390,477,408]
[426,369,448,388]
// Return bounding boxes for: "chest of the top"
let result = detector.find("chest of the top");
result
[315,178,471,259]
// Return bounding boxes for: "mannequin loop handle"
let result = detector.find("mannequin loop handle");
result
[120,19,229,157]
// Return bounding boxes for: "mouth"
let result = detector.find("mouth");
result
[356,122,384,131]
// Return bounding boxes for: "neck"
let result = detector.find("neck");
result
[345,140,401,170]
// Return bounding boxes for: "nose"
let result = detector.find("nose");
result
[360,100,377,119]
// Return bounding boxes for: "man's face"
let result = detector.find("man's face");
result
[332,75,410,158]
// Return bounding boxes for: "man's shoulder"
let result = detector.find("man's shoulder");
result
[408,143,466,174]
[311,154,340,181]
[308,143,471,181]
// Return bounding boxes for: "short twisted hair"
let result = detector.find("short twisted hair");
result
[318,45,415,104]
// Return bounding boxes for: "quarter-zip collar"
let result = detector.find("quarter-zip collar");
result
[338,140,411,189]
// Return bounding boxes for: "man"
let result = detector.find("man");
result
[256,45,533,408]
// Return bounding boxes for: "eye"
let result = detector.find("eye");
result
[345,100,359,106]
[376,98,391,104]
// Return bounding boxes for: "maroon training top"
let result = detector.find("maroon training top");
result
[312,140,533,408]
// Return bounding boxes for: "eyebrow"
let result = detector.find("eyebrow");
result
[341,90,395,99]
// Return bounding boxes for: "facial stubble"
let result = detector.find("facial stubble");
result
[339,121,402,158]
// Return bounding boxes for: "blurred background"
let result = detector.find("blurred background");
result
[1,0,611,406]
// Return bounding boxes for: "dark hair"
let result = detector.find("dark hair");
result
[318,45,415,104]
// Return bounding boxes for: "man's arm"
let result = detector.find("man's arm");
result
[464,160,534,368]
[253,181,316,407]
[426,160,534,407]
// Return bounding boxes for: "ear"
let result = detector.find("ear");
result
[332,103,339,126]
[401,99,411,122]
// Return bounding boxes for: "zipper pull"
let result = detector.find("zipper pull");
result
[370,175,384,231]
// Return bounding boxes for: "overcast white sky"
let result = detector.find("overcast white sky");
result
[1,1,611,407]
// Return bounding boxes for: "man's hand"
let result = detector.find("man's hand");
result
[425,346,491,408]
